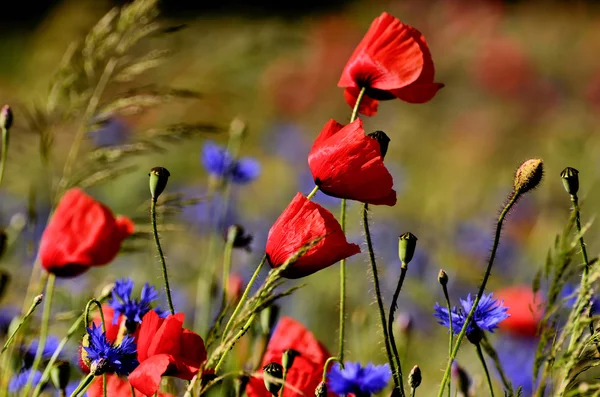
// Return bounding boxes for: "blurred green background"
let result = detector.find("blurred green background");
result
[1,0,600,395]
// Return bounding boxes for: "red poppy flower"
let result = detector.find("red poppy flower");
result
[338,12,444,116]
[39,188,134,278]
[266,193,360,278]
[128,311,207,396]
[87,374,174,397]
[308,118,396,206]
[495,286,543,337]
[247,316,334,397]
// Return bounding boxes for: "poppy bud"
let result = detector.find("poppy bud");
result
[315,381,327,397]
[260,305,280,336]
[438,270,448,286]
[0,105,12,130]
[408,365,421,389]
[560,167,579,196]
[367,131,391,158]
[514,158,543,194]
[281,349,300,370]
[149,167,171,201]
[50,360,71,391]
[0,270,10,300]
[263,362,283,396]
[398,232,417,265]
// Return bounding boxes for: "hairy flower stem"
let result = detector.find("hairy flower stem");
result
[480,334,513,394]
[69,373,95,397]
[476,343,495,397]
[22,274,55,396]
[0,294,42,356]
[151,198,175,315]
[338,198,347,361]
[388,263,407,386]
[363,204,402,393]
[437,191,520,397]
[0,125,9,188]
[441,282,453,397]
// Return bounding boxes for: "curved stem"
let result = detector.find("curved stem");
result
[22,274,55,396]
[0,294,43,356]
[84,299,106,333]
[362,204,401,393]
[151,198,175,315]
[322,357,343,383]
[69,373,95,397]
[388,263,408,387]
[437,191,520,397]
[476,343,495,397]
[441,282,453,397]
[306,186,319,200]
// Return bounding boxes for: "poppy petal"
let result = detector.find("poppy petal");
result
[129,354,174,396]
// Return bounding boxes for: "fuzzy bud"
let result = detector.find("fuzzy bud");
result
[368,131,391,158]
[438,270,448,286]
[514,158,543,194]
[282,349,300,371]
[315,381,328,397]
[149,167,171,201]
[50,360,71,391]
[560,167,579,196]
[398,232,417,265]
[0,105,13,130]
[408,365,421,389]
[263,362,283,396]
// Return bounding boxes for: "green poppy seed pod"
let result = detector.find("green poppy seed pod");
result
[438,270,448,286]
[398,232,418,265]
[149,167,170,201]
[260,305,280,336]
[263,362,283,397]
[560,167,579,196]
[514,158,543,194]
[50,360,71,391]
[315,381,327,397]
[0,105,13,130]
[408,365,421,389]
[282,349,300,370]
[368,131,391,159]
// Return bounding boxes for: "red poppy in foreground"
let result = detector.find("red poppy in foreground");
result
[495,286,543,337]
[266,193,360,278]
[128,311,207,396]
[247,316,333,397]
[308,119,396,206]
[339,12,444,116]
[39,188,134,278]
[87,374,174,397]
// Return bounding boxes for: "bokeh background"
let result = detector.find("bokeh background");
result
[1,0,600,395]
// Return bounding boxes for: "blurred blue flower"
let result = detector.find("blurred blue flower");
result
[201,141,260,184]
[263,122,310,165]
[83,323,138,376]
[434,293,509,336]
[22,335,61,368]
[109,278,159,327]
[495,335,539,396]
[9,368,43,392]
[327,362,391,397]
[89,116,130,147]
[455,221,517,265]
[180,188,238,234]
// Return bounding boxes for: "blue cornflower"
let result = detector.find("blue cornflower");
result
[434,293,509,337]
[109,278,159,329]
[201,140,260,184]
[83,323,138,376]
[9,368,43,392]
[328,362,391,397]
[89,116,130,147]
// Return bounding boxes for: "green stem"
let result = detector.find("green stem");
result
[130,384,136,397]
[350,87,366,123]
[215,313,257,373]
[22,274,56,396]
[411,389,416,397]
[388,263,408,390]
[476,343,495,397]
[222,255,266,340]
[442,282,453,397]
[103,374,107,397]
[151,198,175,315]
[437,191,520,397]
[0,294,43,356]
[84,299,106,333]
[321,357,343,383]
[306,186,319,200]
[0,126,9,188]
[280,368,288,397]
[69,373,95,397]
[220,226,237,309]
[480,334,513,394]
[362,204,401,393]
[338,199,347,362]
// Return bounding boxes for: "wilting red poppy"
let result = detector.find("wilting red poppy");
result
[128,311,207,396]
[266,193,360,278]
[39,188,134,278]
[87,374,174,397]
[308,118,396,206]
[495,286,543,337]
[247,316,333,397]
[338,12,443,116]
